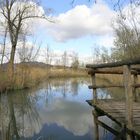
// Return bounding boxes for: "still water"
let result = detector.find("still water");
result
[0,78,118,140]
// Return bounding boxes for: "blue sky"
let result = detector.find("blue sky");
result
[0,0,136,64]
[31,0,117,61]
[41,0,93,14]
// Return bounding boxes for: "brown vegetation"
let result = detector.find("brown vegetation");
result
[0,64,87,92]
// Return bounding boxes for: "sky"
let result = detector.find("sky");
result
[0,0,134,64]
[28,0,118,63]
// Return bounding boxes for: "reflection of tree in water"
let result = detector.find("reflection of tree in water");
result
[0,90,40,140]
[97,87,125,100]
[94,76,125,100]
[7,95,20,140]
[92,110,116,140]
[48,78,70,98]
[61,81,67,98]
[96,89,109,99]
[43,80,56,106]
[0,78,92,140]
[50,78,90,97]
[107,88,125,100]
[71,79,79,96]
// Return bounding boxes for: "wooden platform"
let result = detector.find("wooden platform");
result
[87,99,140,138]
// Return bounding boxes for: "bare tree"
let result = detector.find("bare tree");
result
[91,45,101,64]
[111,0,140,61]
[100,46,110,63]
[44,44,52,65]
[62,51,68,68]
[0,0,51,78]
[17,34,41,87]
[71,52,79,69]
[18,36,41,62]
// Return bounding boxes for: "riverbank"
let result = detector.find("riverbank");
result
[0,64,88,92]
[1,62,135,93]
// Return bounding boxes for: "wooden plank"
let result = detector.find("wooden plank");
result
[88,85,124,89]
[132,67,140,72]
[86,58,140,69]
[88,84,140,89]
[133,84,140,88]
[88,99,139,116]
[87,99,140,138]
[86,100,123,126]
[88,69,124,75]
[88,69,140,75]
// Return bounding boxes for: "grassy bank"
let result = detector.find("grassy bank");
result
[96,73,140,85]
[1,63,138,93]
[96,74,123,85]
[0,64,88,92]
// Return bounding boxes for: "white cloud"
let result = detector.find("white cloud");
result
[44,2,116,42]
[97,35,115,48]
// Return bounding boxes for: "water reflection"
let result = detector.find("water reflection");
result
[92,110,116,140]
[0,78,120,140]
[0,90,41,140]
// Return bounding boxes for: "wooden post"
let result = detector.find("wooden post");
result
[92,71,97,104]
[92,110,99,140]
[133,74,138,102]
[123,65,133,140]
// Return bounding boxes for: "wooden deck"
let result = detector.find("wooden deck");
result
[87,99,140,138]
[86,58,140,139]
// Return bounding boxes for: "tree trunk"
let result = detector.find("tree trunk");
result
[8,44,16,87]
[8,95,20,140]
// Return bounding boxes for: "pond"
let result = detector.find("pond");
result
[0,77,118,140]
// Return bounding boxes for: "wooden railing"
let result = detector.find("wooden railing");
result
[86,58,140,134]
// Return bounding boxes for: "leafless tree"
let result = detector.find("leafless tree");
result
[0,0,51,78]
[100,46,110,63]
[71,52,79,69]
[112,0,140,61]
[91,45,101,64]
[62,51,68,68]
[17,34,41,87]
[18,36,41,62]
[44,44,52,65]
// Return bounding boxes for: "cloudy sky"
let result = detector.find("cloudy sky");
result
[1,0,134,64]
[29,0,120,62]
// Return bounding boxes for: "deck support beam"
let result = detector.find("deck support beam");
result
[133,74,138,102]
[92,110,99,140]
[91,70,97,104]
[123,65,133,140]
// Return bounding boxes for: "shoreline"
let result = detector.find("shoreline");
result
[0,66,88,93]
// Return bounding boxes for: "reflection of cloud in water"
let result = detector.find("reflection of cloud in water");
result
[97,89,111,99]
[39,98,93,136]
[22,98,93,138]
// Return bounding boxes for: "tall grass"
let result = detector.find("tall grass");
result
[0,69,9,92]
[96,74,123,85]
[0,64,88,92]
